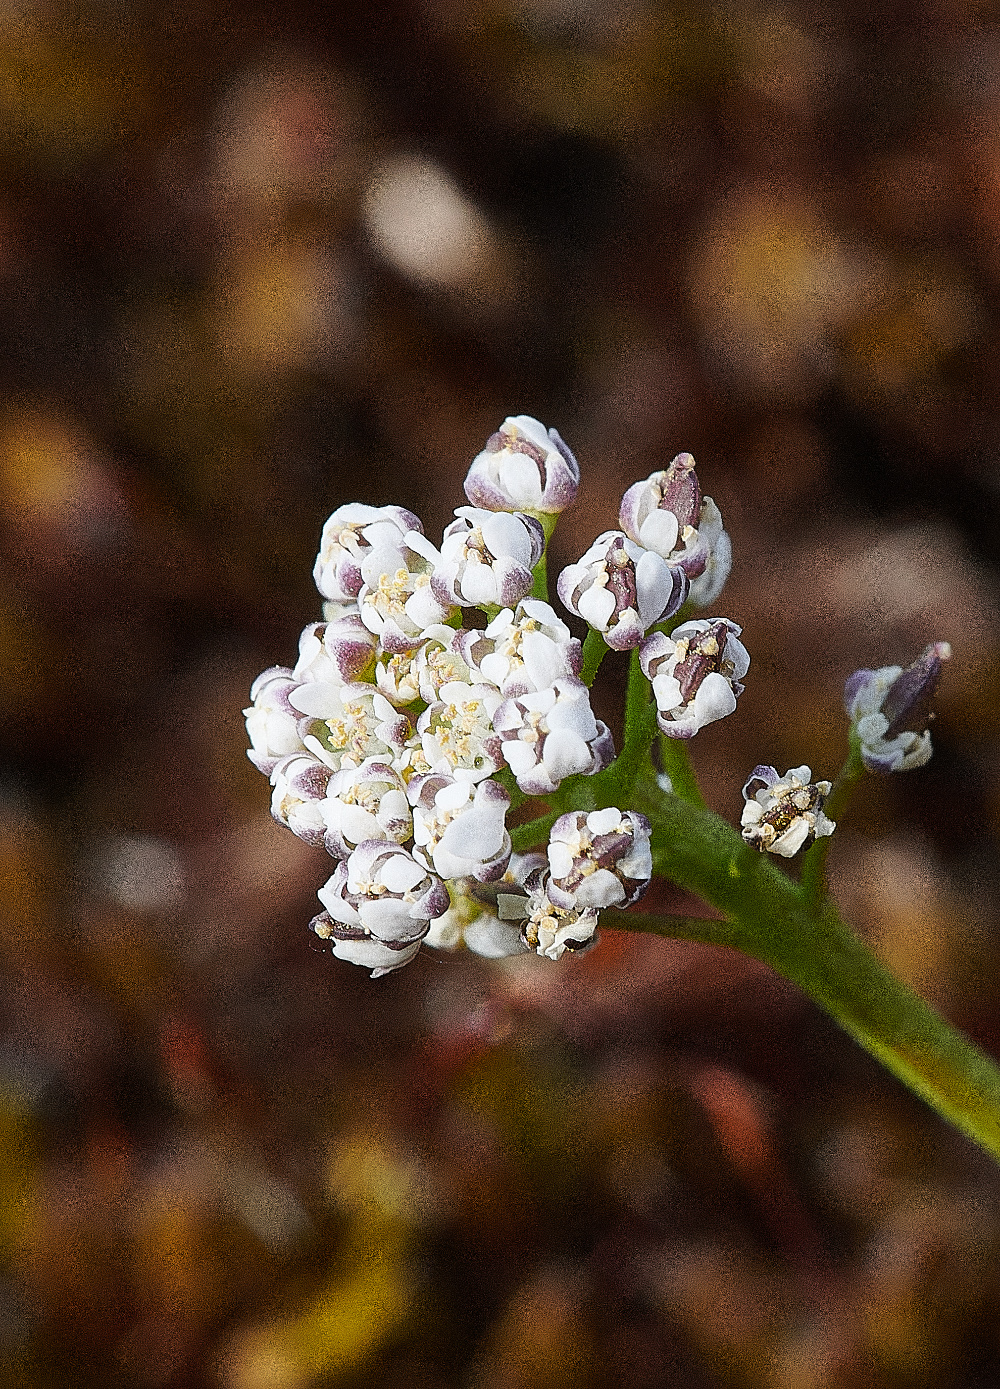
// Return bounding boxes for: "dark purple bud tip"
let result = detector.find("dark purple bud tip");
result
[660,452,701,530]
[882,642,952,740]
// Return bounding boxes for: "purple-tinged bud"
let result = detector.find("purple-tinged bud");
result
[313,840,450,977]
[432,507,545,609]
[639,619,749,738]
[557,531,688,651]
[245,667,306,774]
[313,503,423,603]
[464,416,580,514]
[844,642,952,773]
[492,677,614,796]
[269,752,334,846]
[546,809,652,911]
[619,456,732,606]
[741,765,835,857]
[293,617,378,686]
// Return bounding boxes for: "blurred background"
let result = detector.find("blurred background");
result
[4,1,1000,1385]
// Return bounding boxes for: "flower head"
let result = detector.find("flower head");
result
[245,666,306,775]
[432,507,545,609]
[639,618,749,738]
[322,760,412,860]
[464,415,580,514]
[844,642,952,773]
[313,502,423,603]
[269,751,333,846]
[492,677,614,796]
[741,765,835,857]
[557,531,688,650]
[461,599,582,697]
[312,840,450,977]
[546,808,652,910]
[619,455,732,606]
[409,774,512,882]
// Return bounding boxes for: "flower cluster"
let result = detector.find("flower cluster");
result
[247,413,952,975]
[246,416,651,976]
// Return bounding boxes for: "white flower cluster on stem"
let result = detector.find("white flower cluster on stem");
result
[245,415,650,977]
[251,416,948,969]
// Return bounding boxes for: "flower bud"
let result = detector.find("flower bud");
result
[245,666,306,774]
[464,415,580,514]
[269,751,333,846]
[432,507,545,609]
[740,765,835,857]
[492,677,614,796]
[844,642,951,774]
[619,455,732,606]
[312,840,450,977]
[557,531,688,650]
[639,618,749,738]
[546,808,652,910]
[292,617,378,686]
[313,502,423,603]
[409,774,512,883]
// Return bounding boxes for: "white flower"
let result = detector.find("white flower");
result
[740,765,835,857]
[844,642,951,774]
[422,859,540,958]
[357,530,455,652]
[546,808,652,910]
[322,760,413,859]
[268,752,333,846]
[416,681,504,782]
[463,599,581,697]
[245,666,306,774]
[413,625,478,703]
[409,774,511,882]
[464,415,580,514]
[557,531,688,651]
[618,454,732,606]
[290,681,412,773]
[493,678,614,795]
[639,619,749,738]
[313,502,423,603]
[292,617,378,686]
[493,861,600,961]
[312,840,450,977]
[432,507,545,609]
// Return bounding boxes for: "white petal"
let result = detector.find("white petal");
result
[577,585,617,630]
[638,509,680,557]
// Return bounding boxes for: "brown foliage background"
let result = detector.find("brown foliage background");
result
[3,1,1000,1385]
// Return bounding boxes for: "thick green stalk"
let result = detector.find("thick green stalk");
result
[608,790,1000,1164]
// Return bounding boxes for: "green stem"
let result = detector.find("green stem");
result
[609,792,1000,1165]
[655,733,706,808]
[580,628,608,686]
[800,733,865,909]
[530,512,559,602]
